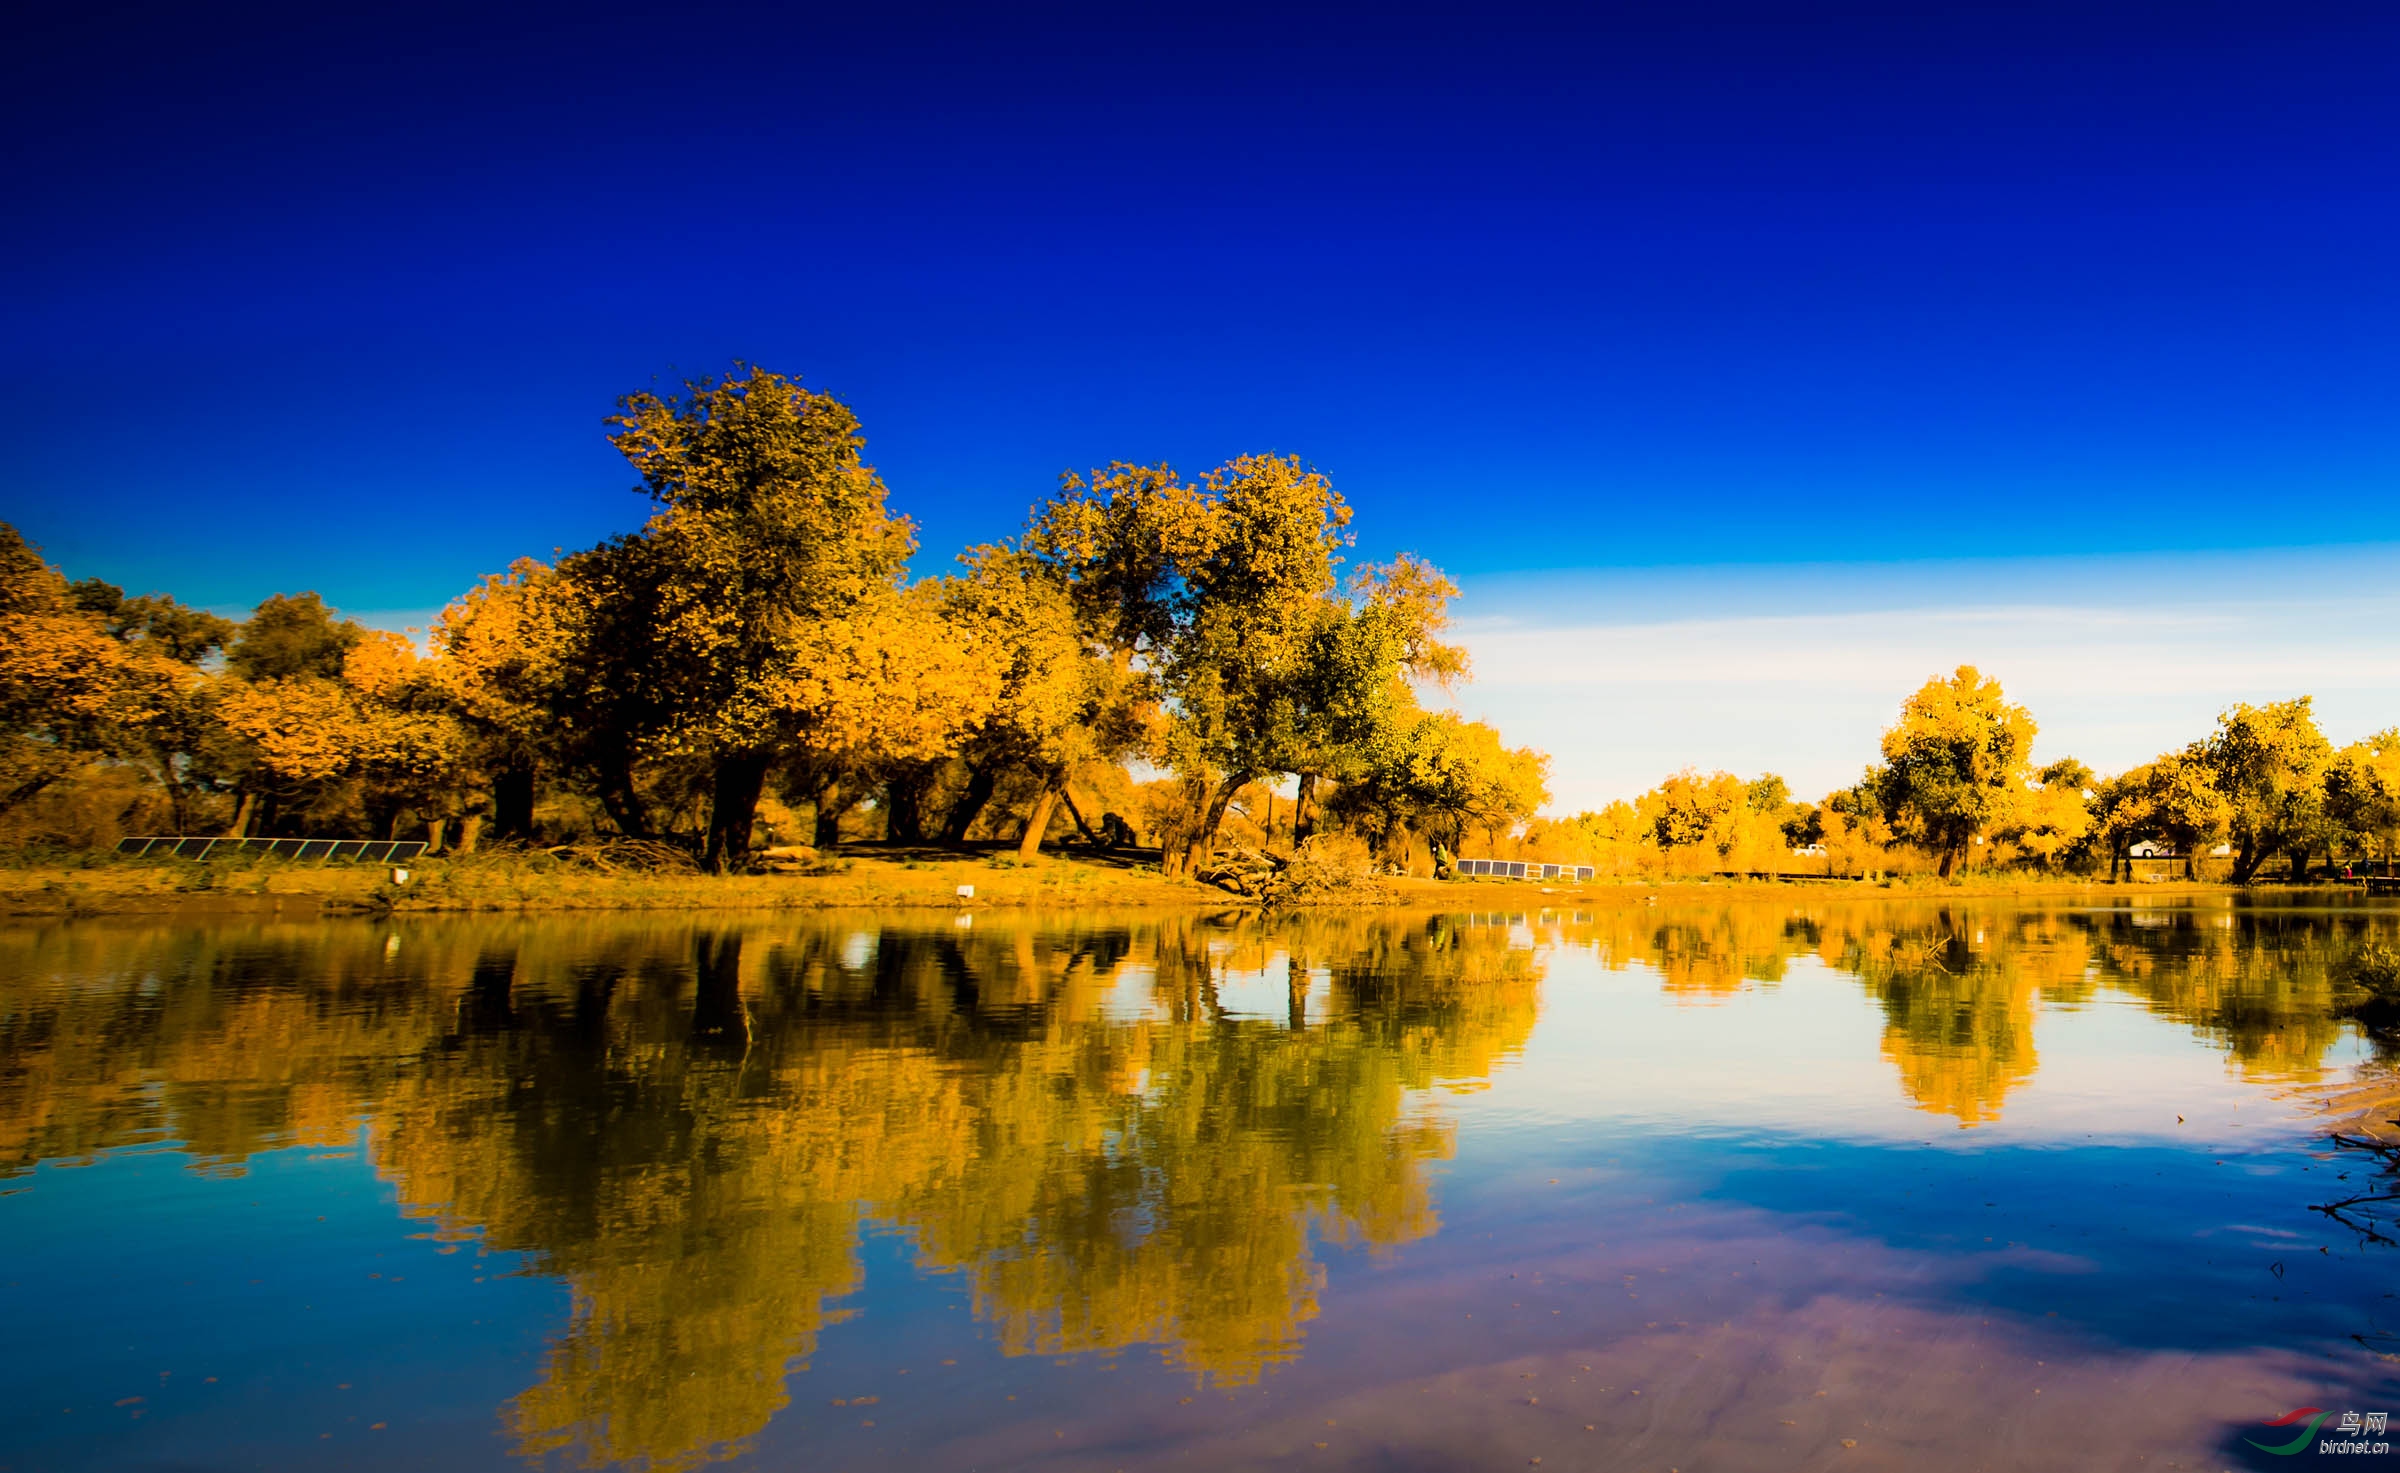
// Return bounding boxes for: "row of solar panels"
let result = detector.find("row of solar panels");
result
[116,837,430,862]
[1455,859,1596,881]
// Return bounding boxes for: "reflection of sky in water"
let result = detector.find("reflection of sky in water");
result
[0,903,2395,1472]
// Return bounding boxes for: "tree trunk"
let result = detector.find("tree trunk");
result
[2232,836,2258,884]
[1294,772,1318,843]
[1938,844,1958,879]
[704,751,773,872]
[425,817,447,853]
[461,949,517,1033]
[1178,774,1246,877]
[1159,782,1198,877]
[813,777,847,849]
[596,753,649,840]
[454,813,484,855]
[1057,785,1103,845]
[691,933,750,1054]
[225,791,257,839]
[883,763,938,845]
[941,764,998,845]
[493,764,536,840]
[164,768,192,835]
[1018,783,1063,861]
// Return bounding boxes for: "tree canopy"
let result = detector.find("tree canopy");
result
[10,360,2396,890]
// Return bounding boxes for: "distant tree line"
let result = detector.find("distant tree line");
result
[1509,666,2400,882]
[0,365,1550,871]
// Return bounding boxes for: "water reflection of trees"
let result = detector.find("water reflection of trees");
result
[0,913,1540,1473]
[3,903,2385,1468]
[1508,900,2388,1125]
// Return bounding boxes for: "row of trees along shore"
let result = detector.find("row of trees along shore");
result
[0,365,1552,873]
[3,367,2392,883]
[1505,666,2400,883]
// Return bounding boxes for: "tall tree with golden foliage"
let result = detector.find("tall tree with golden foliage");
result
[0,528,227,828]
[430,559,571,841]
[943,546,1121,858]
[1284,556,1472,846]
[207,591,371,835]
[2090,749,2227,880]
[770,581,1002,846]
[1153,455,1354,874]
[2201,697,2333,882]
[603,366,920,868]
[1326,708,1549,861]
[976,462,1211,855]
[2324,729,2400,870]
[1872,665,2037,877]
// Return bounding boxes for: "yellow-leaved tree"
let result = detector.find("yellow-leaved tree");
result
[2200,697,2333,882]
[941,545,1130,859]
[0,526,198,820]
[2325,729,2400,870]
[429,559,572,842]
[212,629,477,842]
[1324,707,1549,864]
[769,583,1003,847]
[1155,455,1354,875]
[602,365,924,868]
[1871,665,2036,877]
[2091,749,2228,880]
[1996,757,2095,870]
[1638,769,1750,869]
[342,632,479,844]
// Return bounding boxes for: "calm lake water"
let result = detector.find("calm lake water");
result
[3,899,2397,1472]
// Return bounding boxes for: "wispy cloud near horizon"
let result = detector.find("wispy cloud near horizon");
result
[1444,545,2400,812]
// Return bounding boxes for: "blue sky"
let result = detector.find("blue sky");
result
[4,1,2396,800]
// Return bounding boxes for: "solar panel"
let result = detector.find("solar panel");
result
[113,837,431,863]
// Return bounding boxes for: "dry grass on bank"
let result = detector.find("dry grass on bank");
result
[0,844,1205,916]
[0,844,2359,919]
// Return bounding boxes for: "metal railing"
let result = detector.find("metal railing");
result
[115,837,429,863]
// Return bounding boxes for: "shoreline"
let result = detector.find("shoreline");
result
[0,848,2382,919]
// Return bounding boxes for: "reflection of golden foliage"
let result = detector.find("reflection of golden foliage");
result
[2086,910,2357,1080]
[1535,897,2374,1125]
[7,902,2384,1467]
[1832,917,2042,1126]
[0,911,1540,1469]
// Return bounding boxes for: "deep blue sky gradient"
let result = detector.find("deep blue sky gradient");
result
[5,0,2397,613]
